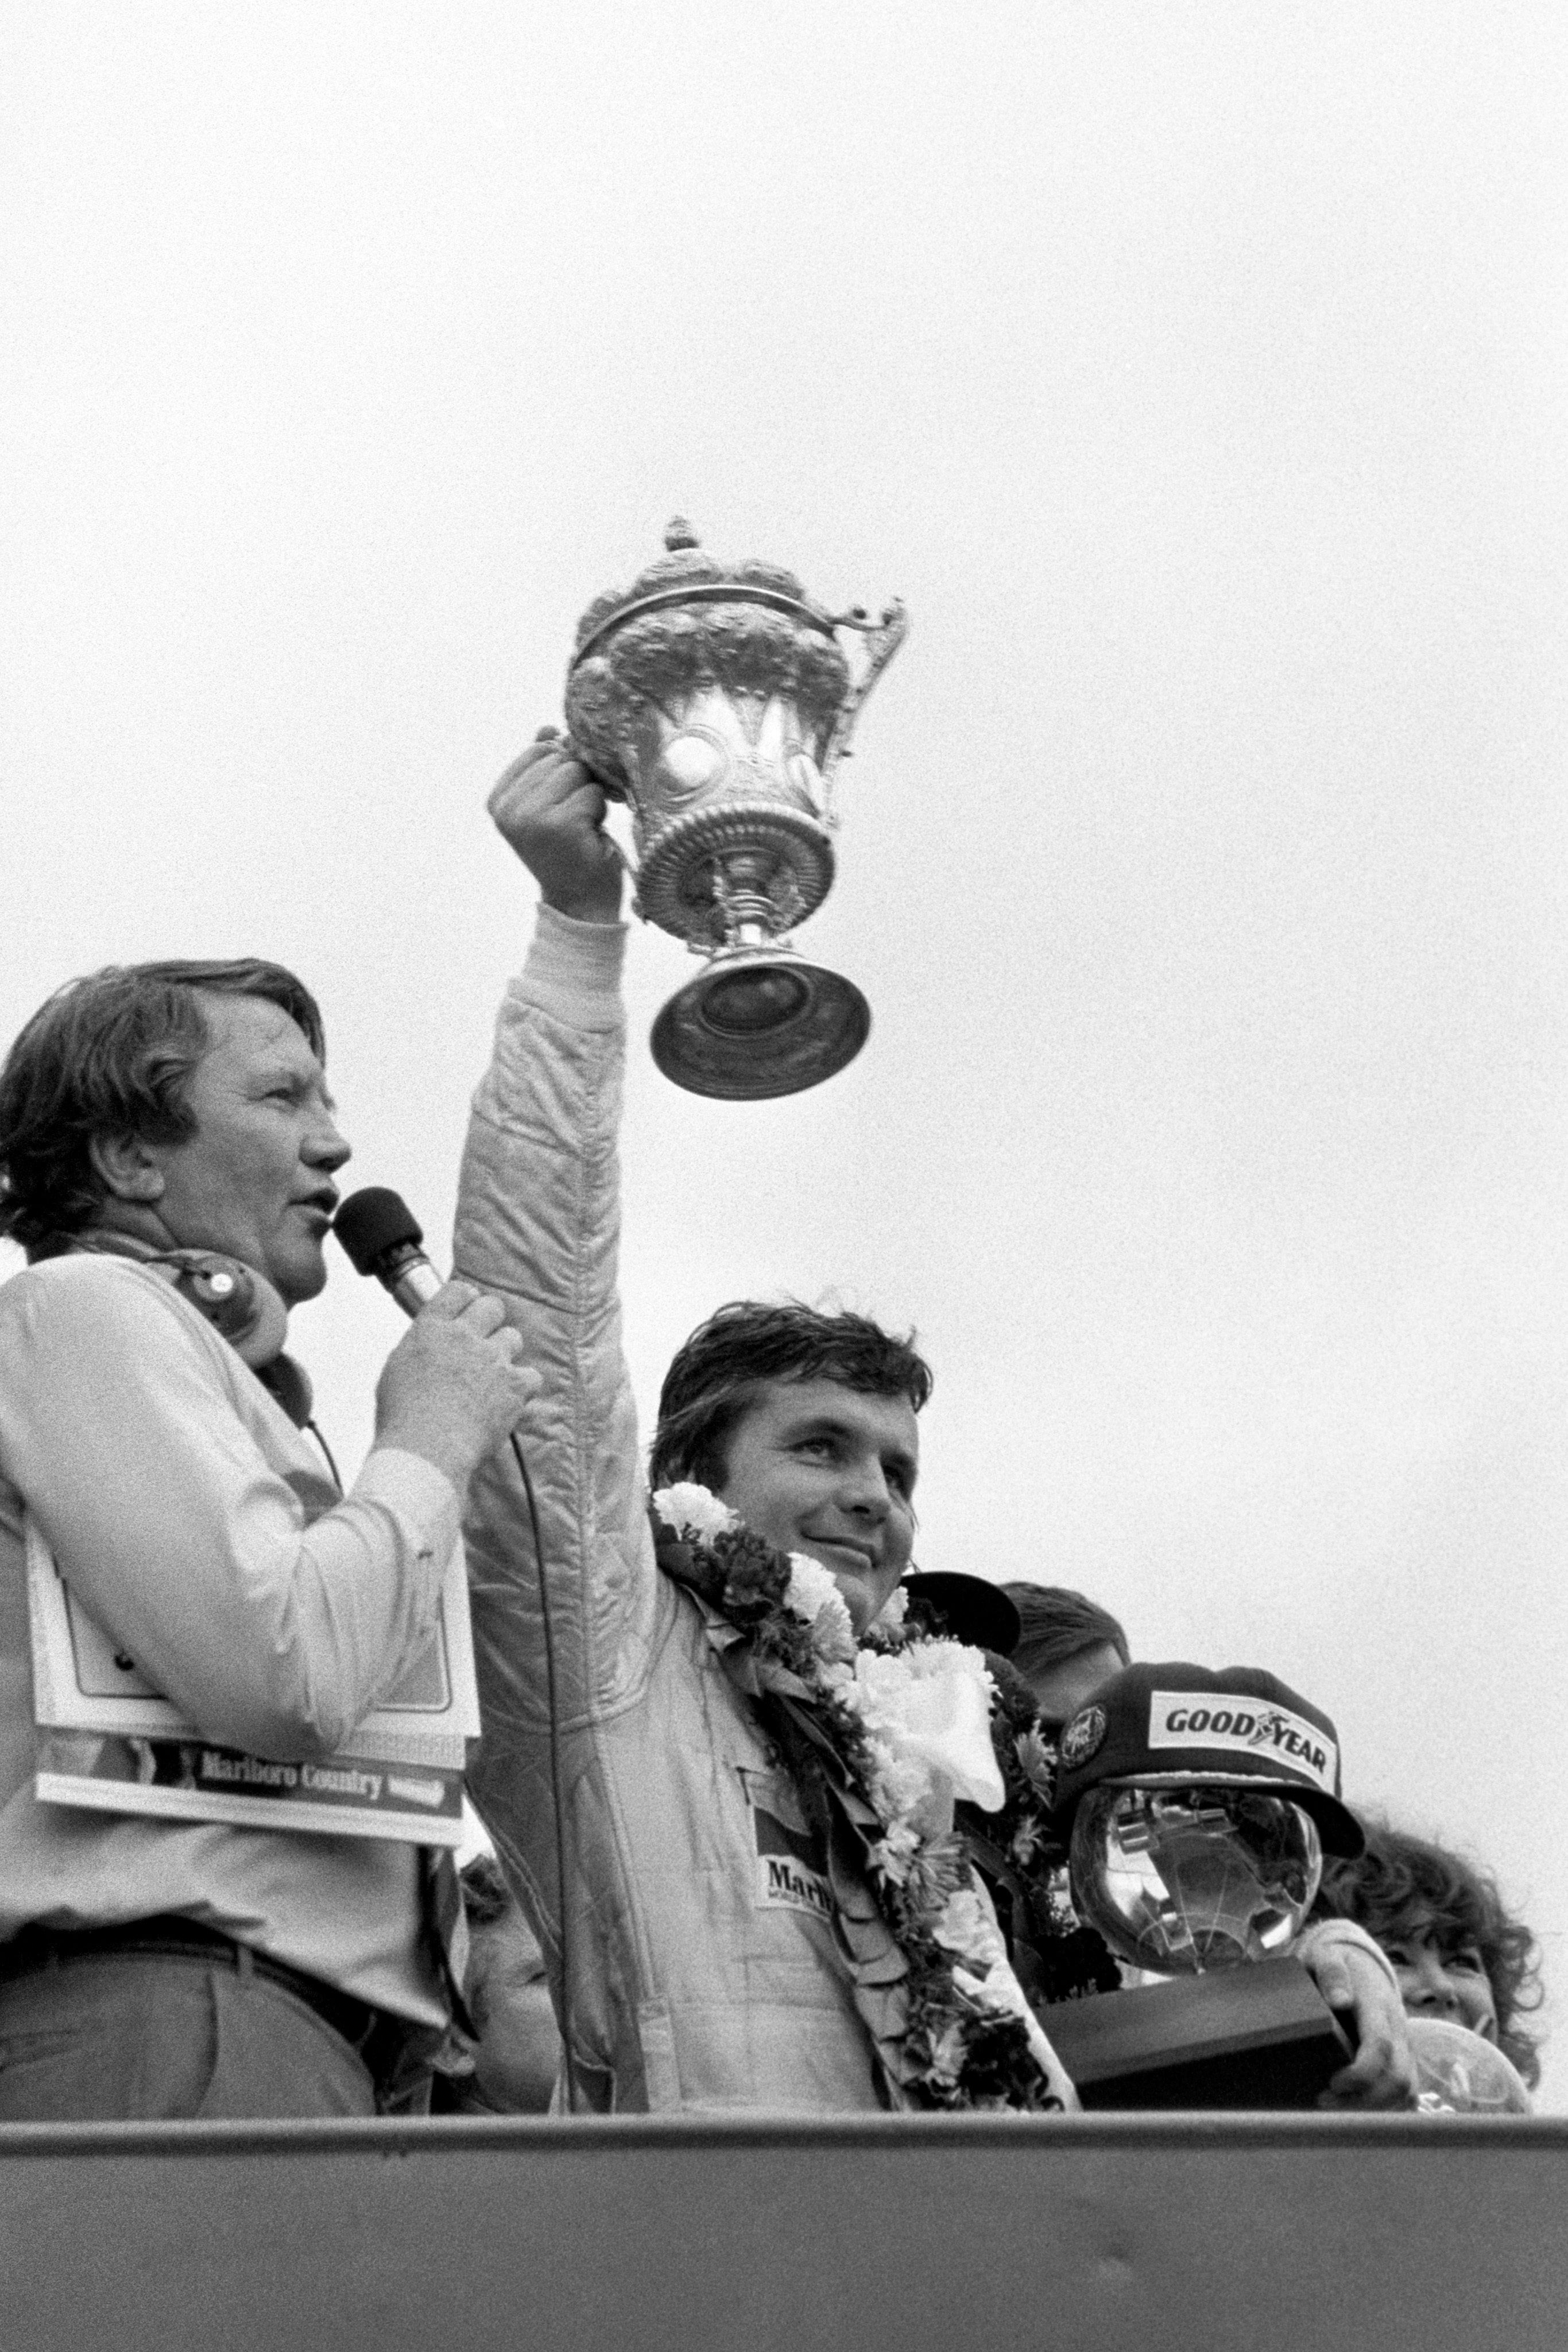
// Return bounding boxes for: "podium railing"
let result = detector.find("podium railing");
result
[1,2111,1562,2351]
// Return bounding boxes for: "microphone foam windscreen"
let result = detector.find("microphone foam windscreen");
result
[332,1186,425,1275]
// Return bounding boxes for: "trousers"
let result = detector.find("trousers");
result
[0,1947,386,2122]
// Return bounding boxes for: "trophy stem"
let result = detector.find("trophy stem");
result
[713,856,784,947]
[719,917,772,953]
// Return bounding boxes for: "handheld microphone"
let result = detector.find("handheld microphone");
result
[332,1186,444,1315]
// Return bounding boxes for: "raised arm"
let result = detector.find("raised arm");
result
[454,736,662,1753]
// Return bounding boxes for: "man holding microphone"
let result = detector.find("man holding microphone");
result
[0,956,537,2118]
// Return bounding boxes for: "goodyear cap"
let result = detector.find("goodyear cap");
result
[1053,1661,1364,1858]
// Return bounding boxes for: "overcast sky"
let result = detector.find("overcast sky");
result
[4,4,1565,2107]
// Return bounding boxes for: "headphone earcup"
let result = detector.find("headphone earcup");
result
[159,1252,290,1368]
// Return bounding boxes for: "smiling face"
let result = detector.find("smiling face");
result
[1384,1924,1500,2044]
[117,992,350,1307]
[717,1377,919,1634]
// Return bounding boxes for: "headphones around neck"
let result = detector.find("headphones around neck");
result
[65,1233,314,1430]
[142,1248,290,1368]
[148,1250,315,1430]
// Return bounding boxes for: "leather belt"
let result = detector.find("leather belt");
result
[0,1916,418,2091]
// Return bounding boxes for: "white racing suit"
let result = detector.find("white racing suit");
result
[455,912,889,2111]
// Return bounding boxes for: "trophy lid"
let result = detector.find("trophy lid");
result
[1053,1661,1365,1858]
[571,518,842,667]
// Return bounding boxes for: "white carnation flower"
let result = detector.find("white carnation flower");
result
[651,1482,738,1541]
[871,1823,921,1885]
[844,1645,1004,1821]
[901,1635,997,1705]
[952,1962,1030,2020]
[933,1887,1008,1969]
[849,1647,916,1716]
[785,1554,848,1626]
[870,1750,934,1827]
[927,2021,968,2086]
[783,1554,857,1662]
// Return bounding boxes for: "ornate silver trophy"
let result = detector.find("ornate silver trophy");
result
[563,520,907,1098]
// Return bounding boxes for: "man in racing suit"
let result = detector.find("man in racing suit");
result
[455,735,1416,2115]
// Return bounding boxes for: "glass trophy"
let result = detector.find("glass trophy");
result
[1040,1784,1354,2109]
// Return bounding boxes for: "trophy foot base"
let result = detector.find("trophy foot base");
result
[650,950,870,1100]
[1039,1956,1353,2111]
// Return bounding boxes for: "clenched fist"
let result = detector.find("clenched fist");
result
[371,1282,543,1498]
[488,729,625,925]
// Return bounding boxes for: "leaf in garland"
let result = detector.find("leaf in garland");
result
[1013,1723,1056,1800]
[1010,1817,1046,1869]
[652,1528,719,1599]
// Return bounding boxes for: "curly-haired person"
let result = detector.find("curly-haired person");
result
[1319,1820,1544,2107]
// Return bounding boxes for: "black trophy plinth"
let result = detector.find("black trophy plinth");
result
[1040,1955,1353,2110]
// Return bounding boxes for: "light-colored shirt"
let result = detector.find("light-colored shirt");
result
[0,1252,460,2024]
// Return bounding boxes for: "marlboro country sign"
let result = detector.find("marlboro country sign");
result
[24,1515,478,1844]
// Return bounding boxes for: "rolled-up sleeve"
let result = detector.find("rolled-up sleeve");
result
[0,1259,458,1759]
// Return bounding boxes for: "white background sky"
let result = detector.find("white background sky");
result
[3,5,1565,2107]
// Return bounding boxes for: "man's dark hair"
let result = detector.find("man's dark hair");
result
[1002,1583,1130,1681]
[1318,1819,1544,2088]
[0,958,326,1256]
[651,1299,933,1494]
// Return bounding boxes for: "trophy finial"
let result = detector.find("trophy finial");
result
[663,516,700,552]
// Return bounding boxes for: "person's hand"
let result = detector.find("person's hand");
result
[487,729,625,924]
[1300,1929,1419,2110]
[371,1282,543,1497]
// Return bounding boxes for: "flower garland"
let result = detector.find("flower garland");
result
[651,1481,1078,2113]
